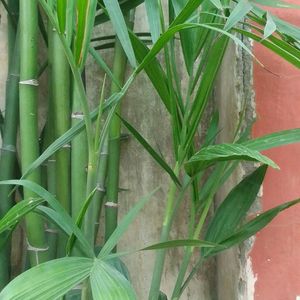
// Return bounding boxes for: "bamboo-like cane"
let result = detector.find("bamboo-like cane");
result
[19,0,49,266]
[50,30,71,258]
[0,0,19,288]
[104,36,129,247]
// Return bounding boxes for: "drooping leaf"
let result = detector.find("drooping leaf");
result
[102,0,136,67]
[252,0,300,9]
[119,115,181,187]
[0,198,44,234]
[207,198,300,257]
[74,0,97,68]
[145,0,161,43]
[202,165,267,257]
[224,0,252,31]
[185,143,278,176]
[90,260,136,300]
[99,188,159,257]
[94,0,144,25]
[0,180,94,258]
[142,239,218,250]
[129,32,171,112]
[242,128,300,151]
[264,12,276,39]
[0,257,93,299]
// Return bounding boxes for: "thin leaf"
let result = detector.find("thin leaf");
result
[242,128,300,151]
[66,188,97,255]
[119,115,181,187]
[74,0,97,68]
[0,198,44,234]
[94,0,144,25]
[90,260,136,300]
[103,0,136,67]
[252,0,300,9]
[145,0,161,43]
[202,165,267,257]
[0,180,94,258]
[99,188,159,257]
[129,32,171,112]
[185,143,278,176]
[0,257,93,300]
[208,198,300,257]
[57,0,67,33]
[142,239,219,250]
[264,12,276,39]
[224,0,252,31]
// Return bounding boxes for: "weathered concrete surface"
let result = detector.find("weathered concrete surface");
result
[214,40,257,300]
[88,5,217,299]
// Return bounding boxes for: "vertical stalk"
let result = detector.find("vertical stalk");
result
[148,163,180,300]
[19,0,49,265]
[104,37,129,246]
[71,81,88,224]
[0,0,19,288]
[50,29,71,258]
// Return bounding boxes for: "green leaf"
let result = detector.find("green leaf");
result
[0,198,44,234]
[264,12,276,39]
[99,188,159,257]
[90,260,136,300]
[74,0,97,68]
[242,128,300,151]
[145,0,161,43]
[224,0,252,31]
[142,239,218,250]
[209,0,223,9]
[129,32,171,112]
[185,143,278,176]
[107,257,131,281]
[57,0,67,33]
[119,115,181,187]
[217,198,300,253]
[94,0,144,25]
[103,0,136,67]
[202,165,267,257]
[0,257,93,299]
[159,291,168,300]
[66,188,97,255]
[252,0,300,9]
[0,180,94,258]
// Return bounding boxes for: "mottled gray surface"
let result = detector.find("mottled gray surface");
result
[214,40,256,300]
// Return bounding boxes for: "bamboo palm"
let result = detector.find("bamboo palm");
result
[104,37,129,246]
[49,29,71,258]
[71,81,88,225]
[0,0,19,288]
[19,0,49,265]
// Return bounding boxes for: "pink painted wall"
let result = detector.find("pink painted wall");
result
[251,4,300,300]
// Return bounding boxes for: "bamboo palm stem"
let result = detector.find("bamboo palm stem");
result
[0,1,19,288]
[104,37,128,246]
[71,81,88,220]
[49,29,71,257]
[148,163,180,300]
[19,0,49,266]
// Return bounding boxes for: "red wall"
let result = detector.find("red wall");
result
[251,5,300,299]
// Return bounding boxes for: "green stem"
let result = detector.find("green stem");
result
[0,1,19,288]
[104,37,129,246]
[19,0,49,265]
[50,29,71,257]
[148,163,180,300]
